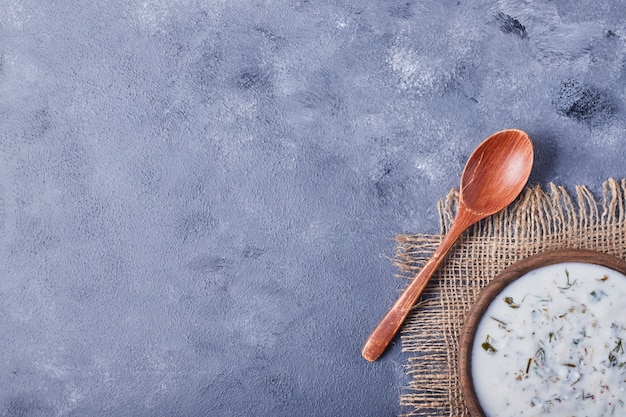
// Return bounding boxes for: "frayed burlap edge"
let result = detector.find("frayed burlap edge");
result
[395,178,626,417]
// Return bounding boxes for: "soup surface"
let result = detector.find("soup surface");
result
[472,262,626,417]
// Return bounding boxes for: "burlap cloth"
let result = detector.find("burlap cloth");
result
[395,178,626,417]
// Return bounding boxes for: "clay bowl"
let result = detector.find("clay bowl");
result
[458,248,626,417]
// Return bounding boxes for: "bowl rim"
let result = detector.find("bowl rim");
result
[458,248,626,417]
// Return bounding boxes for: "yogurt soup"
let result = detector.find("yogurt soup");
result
[472,262,626,416]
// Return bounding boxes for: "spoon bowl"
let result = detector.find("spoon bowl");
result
[362,129,534,362]
[461,132,534,215]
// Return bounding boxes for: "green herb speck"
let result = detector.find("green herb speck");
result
[504,296,520,309]
[558,269,577,290]
[482,336,497,353]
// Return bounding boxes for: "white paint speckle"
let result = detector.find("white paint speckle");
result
[0,1,32,29]
[388,44,439,93]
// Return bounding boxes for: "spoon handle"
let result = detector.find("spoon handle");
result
[361,209,478,362]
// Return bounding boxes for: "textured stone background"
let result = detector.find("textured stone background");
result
[0,1,625,416]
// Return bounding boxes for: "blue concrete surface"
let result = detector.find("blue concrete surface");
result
[1,1,625,416]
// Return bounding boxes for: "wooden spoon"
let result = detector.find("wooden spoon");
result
[362,129,534,362]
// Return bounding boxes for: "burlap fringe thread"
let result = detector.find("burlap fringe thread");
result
[394,178,626,417]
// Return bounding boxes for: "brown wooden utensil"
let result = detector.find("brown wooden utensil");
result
[362,129,534,362]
